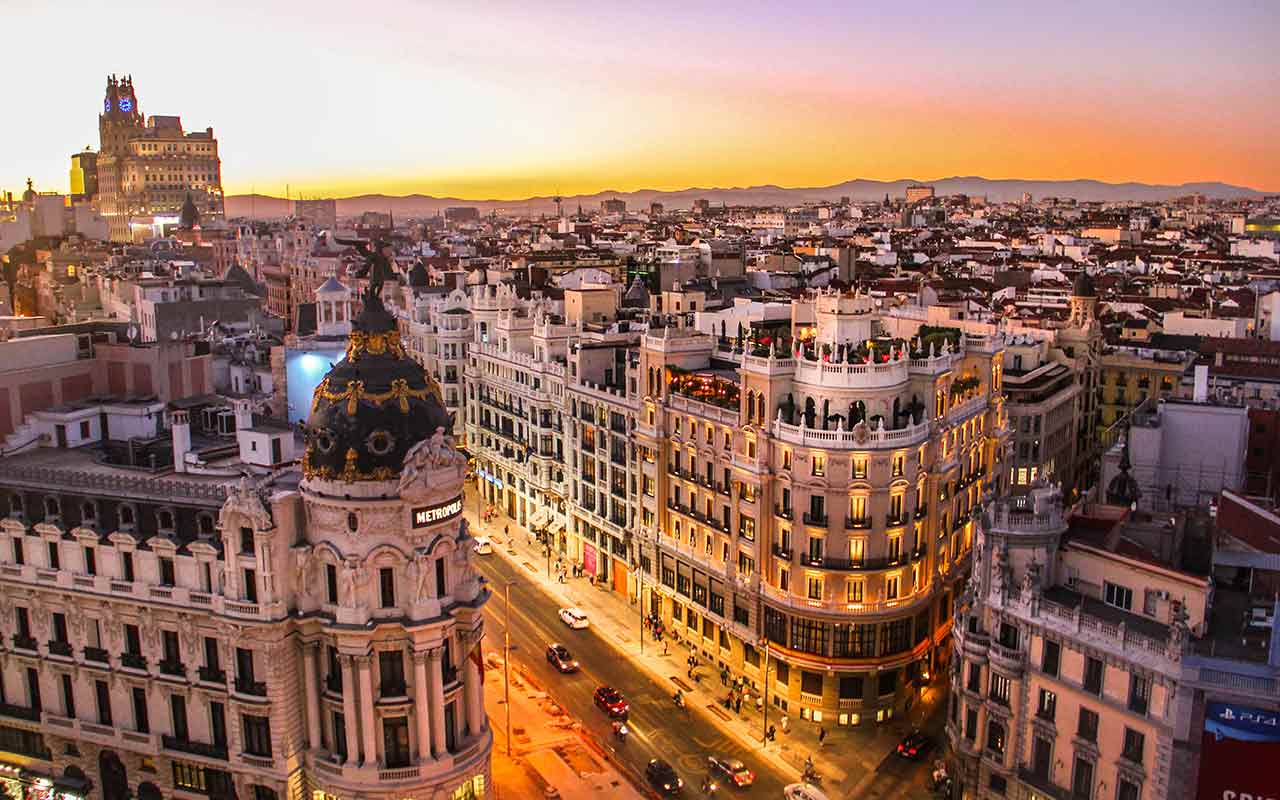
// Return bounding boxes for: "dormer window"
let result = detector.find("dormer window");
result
[82,502,97,522]
[9,495,23,517]
[157,510,175,530]
[119,504,136,527]
[197,514,215,537]
[45,497,60,518]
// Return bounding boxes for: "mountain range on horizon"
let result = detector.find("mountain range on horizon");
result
[224,175,1273,220]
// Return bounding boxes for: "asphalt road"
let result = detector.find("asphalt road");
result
[477,551,793,798]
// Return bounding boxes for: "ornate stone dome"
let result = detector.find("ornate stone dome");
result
[303,290,450,482]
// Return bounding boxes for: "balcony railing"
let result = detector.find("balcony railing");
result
[162,735,229,761]
[160,659,186,677]
[0,702,41,722]
[47,640,73,657]
[802,512,828,526]
[1017,767,1068,800]
[84,646,109,664]
[234,677,267,697]
[11,634,36,651]
[771,544,792,560]
[121,652,148,670]
[845,516,871,530]
[774,505,793,521]
[198,666,227,684]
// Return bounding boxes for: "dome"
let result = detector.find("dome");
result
[179,192,201,229]
[408,259,429,287]
[302,290,451,483]
[1106,431,1141,507]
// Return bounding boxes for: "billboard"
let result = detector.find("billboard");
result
[1197,702,1280,800]
[285,347,344,424]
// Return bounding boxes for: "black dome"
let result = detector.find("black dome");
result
[1072,270,1097,298]
[303,291,451,482]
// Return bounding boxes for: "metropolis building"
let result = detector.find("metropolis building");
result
[0,286,491,800]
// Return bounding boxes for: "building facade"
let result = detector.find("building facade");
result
[96,75,225,242]
[633,292,1011,727]
[0,290,491,800]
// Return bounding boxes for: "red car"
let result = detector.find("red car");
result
[593,686,630,718]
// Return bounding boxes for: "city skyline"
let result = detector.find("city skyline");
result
[3,0,1278,200]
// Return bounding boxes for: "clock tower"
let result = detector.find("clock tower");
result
[99,74,142,156]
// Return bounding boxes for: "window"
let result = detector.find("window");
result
[1117,778,1140,800]
[847,579,864,603]
[878,669,896,696]
[163,630,180,665]
[133,687,149,733]
[122,551,134,581]
[801,671,823,696]
[885,575,899,600]
[1037,688,1056,721]
[853,456,867,479]
[242,715,272,757]
[159,557,175,586]
[379,568,395,608]
[239,527,254,556]
[838,675,863,699]
[47,541,59,570]
[790,618,827,655]
[171,694,189,740]
[125,624,142,656]
[1083,657,1104,696]
[967,662,981,693]
[1104,581,1133,611]
[84,546,96,575]
[1071,757,1094,800]
[1077,707,1099,742]
[1122,728,1144,764]
[383,716,410,767]
[986,720,1005,755]
[61,674,75,718]
[52,612,68,644]
[811,454,825,477]
[1128,674,1150,715]
[379,650,406,696]
[243,569,257,603]
[96,680,112,725]
[326,564,339,604]
[1042,639,1060,677]
[964,707,978,741]
[989,673,1010,705]
[332,712,348,760]
[880,618,912,654]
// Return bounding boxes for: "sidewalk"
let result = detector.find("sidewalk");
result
[467,486,947,793]
[484,649,644,800]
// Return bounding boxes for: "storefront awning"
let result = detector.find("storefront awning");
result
[528,509,549,529]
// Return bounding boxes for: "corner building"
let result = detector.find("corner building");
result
[634,292,1010,727]
[0,291,490,800]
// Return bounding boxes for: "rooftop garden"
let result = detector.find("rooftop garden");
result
[912,325,962,358]
[667,367,741,409]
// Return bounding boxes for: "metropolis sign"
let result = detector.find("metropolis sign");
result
[412,496,464,528]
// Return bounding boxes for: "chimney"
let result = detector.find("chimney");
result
[1193,364,1209,403]
[171,409,191,473]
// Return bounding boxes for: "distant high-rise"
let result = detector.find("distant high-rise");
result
[69,150,98,201]
[444,206,480,223]
[905,184,935,204]
[600,198,626,215]
[95,74,224,241]
[294,198,338,230]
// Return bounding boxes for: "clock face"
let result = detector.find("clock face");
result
[118,96,133,113]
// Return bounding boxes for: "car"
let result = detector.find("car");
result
[645,758,684,796]
[706,755,755,788]
[559,607,589,629]
[545,643,579,673]
[783,784,830,800]
[896,730,934,760]
[472,536,493,555]
[593,686,629,717]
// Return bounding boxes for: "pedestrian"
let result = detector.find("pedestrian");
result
[663,641,668,655]
[766,724,776,742]
[780,714,789,733]
[818,726,827,746]
[687,667,694,679]
[756,696,764,712]
[734,697,742,713]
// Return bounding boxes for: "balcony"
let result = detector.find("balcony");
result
[198,666,227,684]
[802,512,828,527]
[121,652,148,670]
[234,677,267,697]
[774,505,794,521]
[47,640,73,657]
[771,544,793,561]
[11,634,36,652]
[160,659,187,678]
[380,681,408,700]
[885,515,910,528]
[162,735,229,761]
[325,673,342,694]
[0,702,41,722]
[845,516,871,530]
[1017,767,1068,800]
[84,646,110,664]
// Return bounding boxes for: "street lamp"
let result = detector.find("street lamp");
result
[502,579,515,758]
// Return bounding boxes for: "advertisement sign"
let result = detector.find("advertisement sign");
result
[1196,702,1280,800]
[412,496,464,528]
[583,543,597,575]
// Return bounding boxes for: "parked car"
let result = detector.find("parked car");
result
[472,536,493,555]
[593,686,629,717]
[559,607,589,629]
[706,755,755,787]
[545,643,579,673]
[783,784,829,800]
[896,730,934,760]
[645,758,684,796]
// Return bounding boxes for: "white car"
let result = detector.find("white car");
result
[783,784,831,800]
[558,607,589,629]
[472,537,493,555]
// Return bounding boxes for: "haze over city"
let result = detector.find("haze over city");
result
[3,0,1278,200]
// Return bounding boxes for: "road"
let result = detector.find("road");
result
[477,551,793,797]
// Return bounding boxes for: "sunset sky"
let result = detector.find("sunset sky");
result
[3,0,1277,199]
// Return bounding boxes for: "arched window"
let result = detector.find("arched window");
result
[757,394,766,426]
[119,504,136,527]
[82,501,98,522]
[157,509,175,530]
[45,497,60,518]
[9,494,23,516]
[197,514,216,537]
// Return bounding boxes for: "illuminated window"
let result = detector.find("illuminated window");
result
[885,575,900,600]
[892,453,905,477]
[811,455,825,477]
[847,579,864,603]
[853,456,868,479]
[782,450,792,470]
[849,538,865,564]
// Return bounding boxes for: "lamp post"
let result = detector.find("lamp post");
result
[503,580,514,757]
[761,641,771,746]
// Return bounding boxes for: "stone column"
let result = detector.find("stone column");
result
[303,642,322,749]
[428,647,447,756]
[462,637,484,736]
[412,650,433,763]
[339,655,359,765]
[357,655,378,766]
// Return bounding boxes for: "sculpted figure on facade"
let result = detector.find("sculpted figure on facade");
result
[293,545,315,595]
